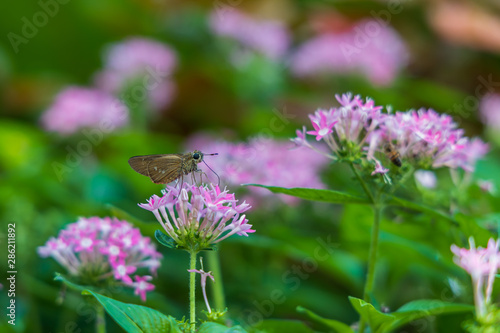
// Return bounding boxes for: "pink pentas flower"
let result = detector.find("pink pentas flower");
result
[188,262,215,313]
[38,217,162,302]
[290,20,408,86]
[139,183,253,250]
[112,258,137,285]
[132,275,155,302]
[296,93,387,176]
[451,237,500,319]
[297,93,488,179]
[209,9,290,60]
[94,37,177,111]
[185,135,329,205]
[40,86,129,135]
[307,110,338,141]
[380,108,488,172]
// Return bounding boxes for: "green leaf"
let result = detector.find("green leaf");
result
[296,306,354,333]
[349,297,395,333]
[54,273,88,293]
[387,196,457,224]
[82,289,182,333]
[388,299,474,331]
[198,322,247,333]
[349,297,474,333]
[155,229,178,249]
[244,185,371,204]
[252,319,314,333]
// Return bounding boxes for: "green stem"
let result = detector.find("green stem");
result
[95,304,106,333]
[207,251,226,310]
[349,163,375,204]
[189,250,198,333]
[359,204,383,333]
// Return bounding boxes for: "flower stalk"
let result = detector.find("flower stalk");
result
[189,249,198,333]
[96,304,106,333]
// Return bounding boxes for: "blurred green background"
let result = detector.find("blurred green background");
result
[1,0,500,332]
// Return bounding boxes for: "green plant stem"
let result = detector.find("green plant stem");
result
[95,304,106,333]
[359,204,383,333]
[189,250,198,333]
[207,251,226,310]
[349,163,375,203]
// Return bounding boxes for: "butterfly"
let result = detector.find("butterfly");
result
[128,150,218,184]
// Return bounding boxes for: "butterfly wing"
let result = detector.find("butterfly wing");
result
[128,154,183,184]
[147,155,184,184]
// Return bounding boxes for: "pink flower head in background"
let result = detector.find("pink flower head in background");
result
[40,86,129,135]
[209,9,290,60]
[94,37,177,111]
[185,135,328,205]
[479,93,500,130]
[379,108,489,172]
[294,93,386,176]
[38,217,162,301]
[295,93,488,178]
[451,237,500,318]
[139,183,253,250]
[290,20,408,86]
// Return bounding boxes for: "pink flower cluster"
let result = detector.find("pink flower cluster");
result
[378,108,489,172]
[451,237,500,318]
[139,183,253,250]
[290,20,408,86]
[40,87,128,135]
[186,136,328,205]
[94,37,177,111]
[209,9,290,60]
[38,217,162,302]
[293,93,488,176]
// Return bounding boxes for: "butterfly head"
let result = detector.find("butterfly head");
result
[192,150,204,163]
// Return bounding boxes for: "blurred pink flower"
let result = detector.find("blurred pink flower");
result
[480,93,500,130]
[290,20,408,86]
[185,135,328,205]
[451,237,500,318]
[477,179,496,194]
[38,217,161,301]
[414,170,437,189]
[40,86,128,135]
[94,37,177,111]
[209,10,290,60]
[132,275,155,302]
[139,183,253,249]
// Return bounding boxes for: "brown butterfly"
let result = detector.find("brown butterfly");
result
[128,150,218,184]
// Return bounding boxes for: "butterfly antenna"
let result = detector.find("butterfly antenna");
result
[202,160,220,186]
